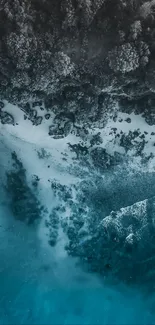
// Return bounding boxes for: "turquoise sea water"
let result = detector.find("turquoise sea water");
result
[0,137,155,325]
[0,202,155,325]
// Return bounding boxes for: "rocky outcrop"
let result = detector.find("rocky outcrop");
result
[78,197,155,280]
[0,111,14,124]
[65,194,155,289]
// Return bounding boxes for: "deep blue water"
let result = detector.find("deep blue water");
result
[0,202,155,325]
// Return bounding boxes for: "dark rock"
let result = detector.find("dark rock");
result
[90,133,103,146]
[125,117,131,123]
[0,111,14,125]
[21,103,31,115]
[48,209,60,247]
[145,114,155,126]
[120,130,141,153]
[45,113,51,120]
[32,101,42,107]
[90,147,114,172]
[6,152,44,225]
[49,114,73,138]
[133,130,141,137]
[32,175,40,187]
[33,116,43,126]
[51,180,72,201]
[70,196,155,289]
[111,128,117,133]
[68,143,89,159]
[30,109,37,120]
[0,101,4,109]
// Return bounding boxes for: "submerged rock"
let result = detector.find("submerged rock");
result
[0,111,14,125]
[90,147,114,172]
[0,101,4,109]
[49,113,73,138]
[33,116,43,126]
[6,152,44,225]
[69,196,155,289]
